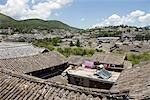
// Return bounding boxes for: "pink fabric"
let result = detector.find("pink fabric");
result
[104,64,110,69]
[83,61,94,69]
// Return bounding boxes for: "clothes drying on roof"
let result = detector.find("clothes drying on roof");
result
[83,60,95,69]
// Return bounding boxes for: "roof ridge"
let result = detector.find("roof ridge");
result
[0,44,30,49]
[0,51,61,60]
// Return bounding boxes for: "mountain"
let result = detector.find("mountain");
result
[0,13,17,25]
[0,13,80,32]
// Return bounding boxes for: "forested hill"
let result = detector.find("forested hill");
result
[0,13,80,32]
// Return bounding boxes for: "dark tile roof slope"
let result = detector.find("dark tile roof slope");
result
[67,53,126,66]
[46,75,68,84]
[92,53,126,65]
[0,52,66,73]
[0,42,47,59]
[0,68,129,100]
[119,44,150,52]
[67,56,91,66]
[0,68,101,100]
[111,62,150,99]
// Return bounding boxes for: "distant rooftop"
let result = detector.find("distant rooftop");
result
[0,42,47,59]
[68,55,91,66]
[97,37,120,40]
[0,42,29,48]
[68,53,126,66]
[0,51,66,73]
[92,53,126,65]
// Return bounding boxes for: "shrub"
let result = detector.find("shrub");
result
[47,45,54,51]
[51,37,61,46]
[127,52,150,65]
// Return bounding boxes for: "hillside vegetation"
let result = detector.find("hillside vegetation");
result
[0,13,80,33]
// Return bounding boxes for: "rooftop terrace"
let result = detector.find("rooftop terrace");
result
[65,66,120,83]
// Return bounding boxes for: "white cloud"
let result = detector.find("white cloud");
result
[139,14,150,24]
[130,10,145,17]
[81,18,85,21]
[31,0,34,4]
[0,0,73,20]
[54,12,61,17]
[93,10,150,28]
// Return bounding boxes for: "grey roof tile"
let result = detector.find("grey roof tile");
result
[0,68,129,100]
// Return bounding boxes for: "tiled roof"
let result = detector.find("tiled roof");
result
[118,44,150,52]
[68,56,91,66]
[0,68,99,100]
[0,69,98,100]
[0,42,47,59]
[46,75,68,84]
[111,62,150,99]
[92,53,125,65]
[97,37,120,40]
[68,53,126,66]
[0,52,66,73]
[0,68,129,100]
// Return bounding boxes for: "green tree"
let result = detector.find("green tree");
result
[51,37,61,46]
[127,29,131,33]
[145,34,150,41]
[76,39,80,47]
[69,41,74,47]
[88,41,92,47]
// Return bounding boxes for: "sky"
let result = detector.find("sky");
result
[0,0,150,29]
